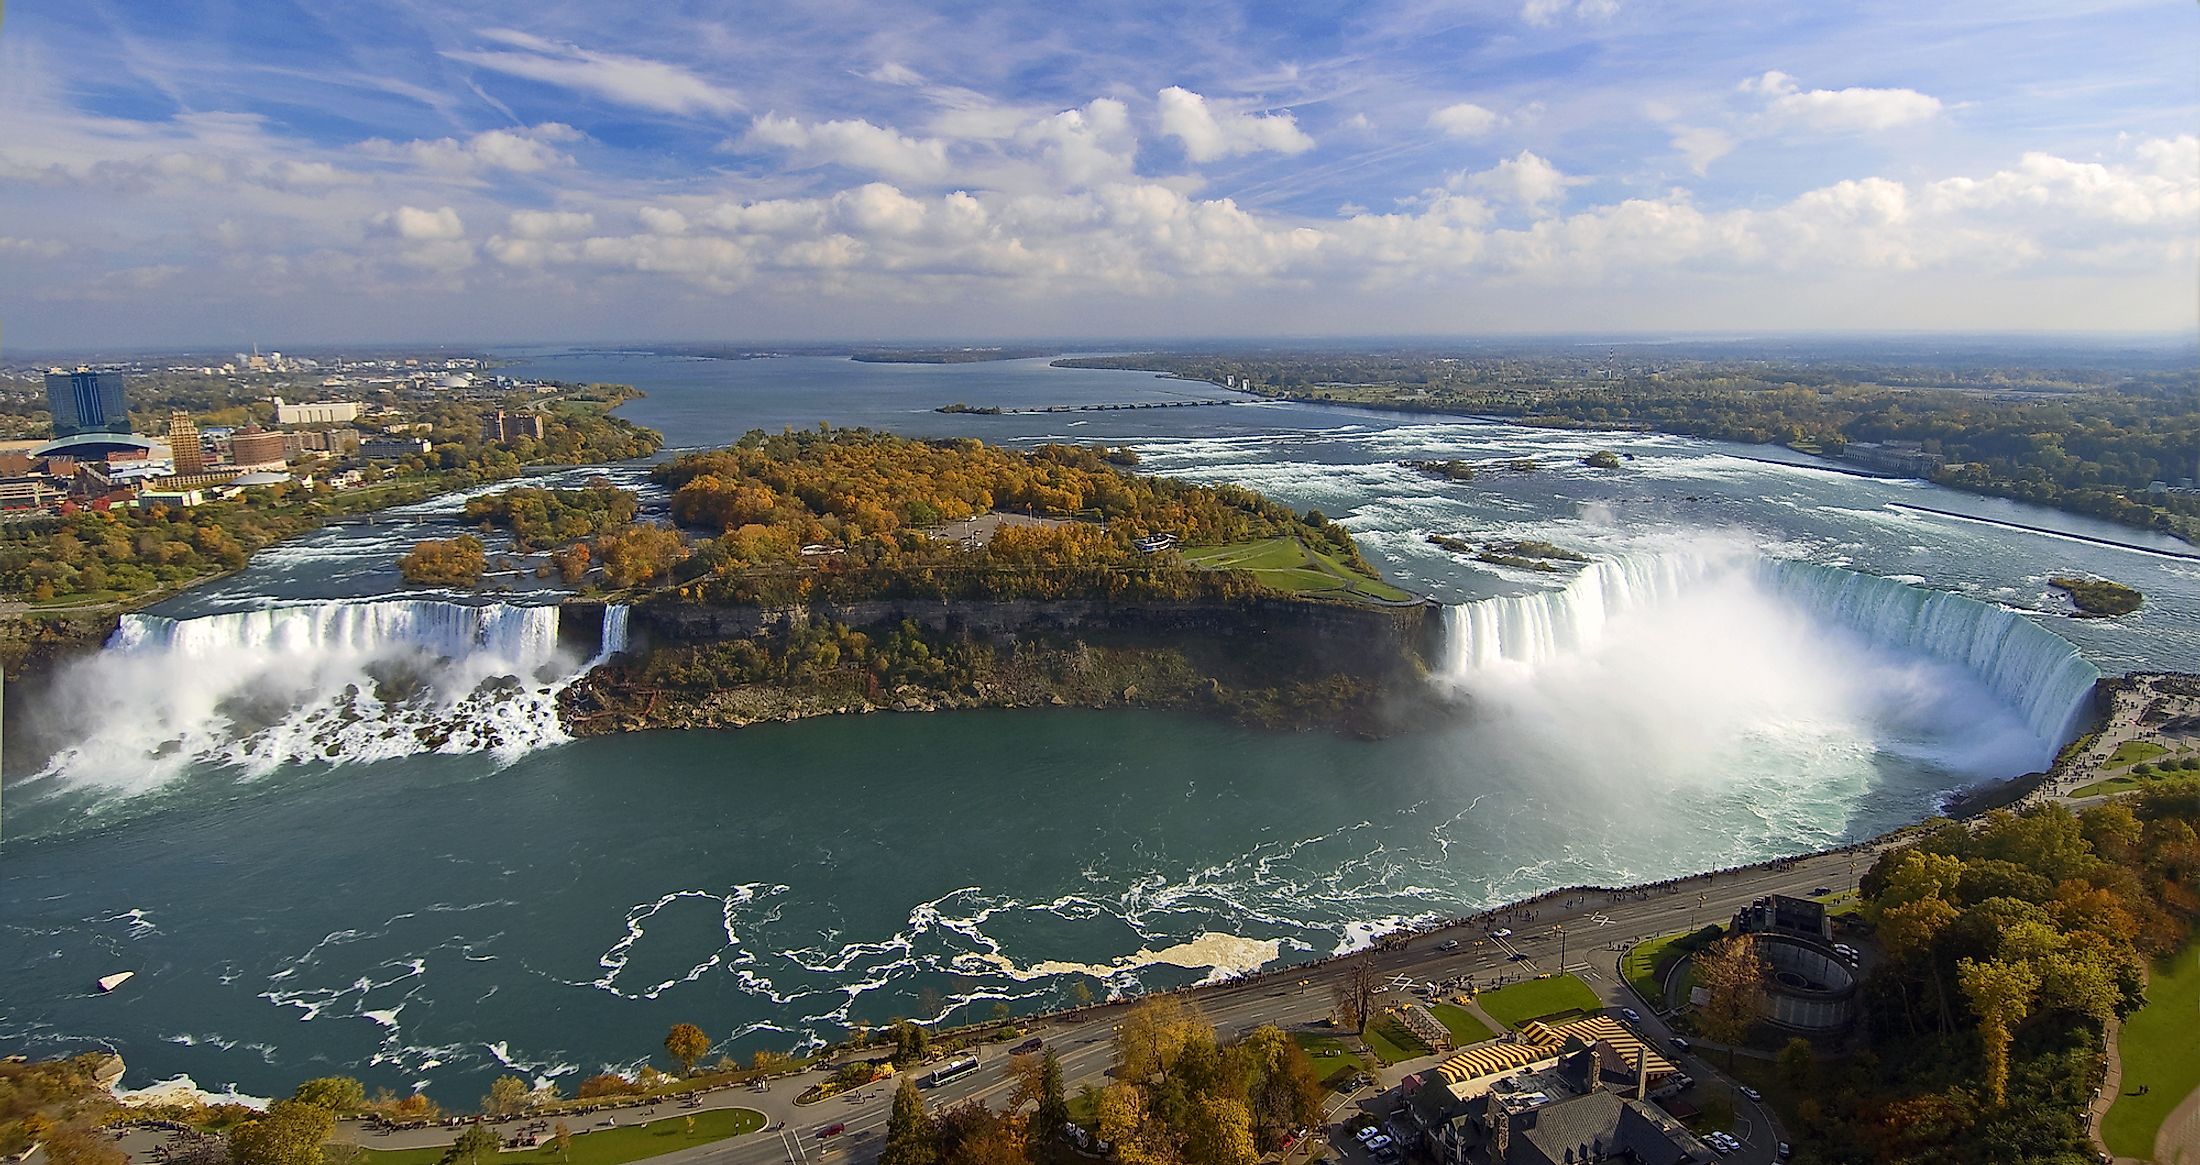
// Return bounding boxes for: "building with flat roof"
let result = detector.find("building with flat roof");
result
[45,370,131,437]
[273,397,362,425]
[167,411,206,475]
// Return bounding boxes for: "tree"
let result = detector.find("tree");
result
[291,1077,366,1114]
[1332,956,1379,1034]
[397,535,486,586]
[890,1019,932,1065]
[439,1125,499,1165]
[1957,957,2039,1107]
[1776,1037,1815,1091]
[1691,934,1769,1067]
[665,1023,711,1076]
[1184,1096,1257,1165]
[1067,980,1095,1009]
[551,1123,572,1163]
[228,1101,335,1165]
[880,1079,939,1165]
[1028,1052,1069,1165]
[42,1124,127,1165]
[483,1075,529,1116]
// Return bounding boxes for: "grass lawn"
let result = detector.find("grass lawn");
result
[1428,1003,1495,1048]
[356,1109,766,1165]
[1293,1031,1373,1088]
[1363,1015,1433,1066]
[1621,932,1692,1006]
[2073,774,2150,798]
[1477,975,1605,1029]
[2103,943,2200,1159]
[2105,740,2169,769]
[1180,537,1414,604]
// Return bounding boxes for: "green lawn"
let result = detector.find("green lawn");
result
[2103,943,2200,1159]
[1428,1003,1495,1048]
[1293,1031,1374,1088]
[1180,537,1414,604]
[1363,1015,1433,1065]
[1622,932,1692,1006]
[1477,975,1605,1029]
[2105,740,2169,769]
[2073,774,2150,798]
[356,1109,766,1165]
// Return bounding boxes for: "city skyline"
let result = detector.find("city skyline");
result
[1,1,2195,348]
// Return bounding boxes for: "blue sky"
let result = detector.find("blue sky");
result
[1,0,2194,347]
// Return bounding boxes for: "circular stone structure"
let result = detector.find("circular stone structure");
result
[1752,934,1859,1032]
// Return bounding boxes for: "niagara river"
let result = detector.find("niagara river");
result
[5,351,2197,1106]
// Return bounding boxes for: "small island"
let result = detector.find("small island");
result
[1427,534,1588,572]
[2051,575,2144,616]
[852,346,1057,364]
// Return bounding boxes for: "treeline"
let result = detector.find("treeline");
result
[881,998,1323,1165]
[404,481,684,590]
[1061,352,2200,542]
[650,427,1375,605]
[1780,780,2200,1164]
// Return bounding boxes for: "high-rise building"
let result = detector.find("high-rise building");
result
[44,370,132,437]
[166,411,206,475]
[489,409,546,442]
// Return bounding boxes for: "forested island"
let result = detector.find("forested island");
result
[2050,575,2144,617]
[516,427,1435,736]
[1058,347,2200,543]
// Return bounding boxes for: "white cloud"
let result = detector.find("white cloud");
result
[638,207,691,235]
[362,123,584,175]
[1459,151,1579,209]
[1428,103,1503,139]
[1669,127,1735,175]
[506,210,595,238]
[740,114,952,183]
[0,236,68,258]
[1522,0,1620,26]
[866,62,925,87]
[376,205,466,241]
[1013,98,1138,187]
[1156,87,1314,162]
[1743,71,1943,133]
[446,30,742,117]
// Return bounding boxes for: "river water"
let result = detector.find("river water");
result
[3,352,2195,1104]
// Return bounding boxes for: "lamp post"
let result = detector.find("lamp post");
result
[1557,923,1566,972]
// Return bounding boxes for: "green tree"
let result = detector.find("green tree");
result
[1956,957,2039,1107]
[290,1078,366,1114]
[551,1123,572,1163]
[1028,1051,1069,1164]
[228,1101,335,1165]
[1776,1037,1815,1091]
[664,1023,711,1076]
[438,1125,499,1165]
[890,1019,932,1065]
[880,1079,938,1165]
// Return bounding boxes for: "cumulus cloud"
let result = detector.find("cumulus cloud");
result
[1013,98,1138,187]
[1156,87,1314,162]
[375,205,466,241]
[740,114,952,183]
[1428,102,1503,139]
[506,210,595,238]
[1669,126,1735,175]
[447,30,741,117]
[1743,71,1943,133]
[361,123,584,175]
[1459,151,1580,210]
[0,236,68,258]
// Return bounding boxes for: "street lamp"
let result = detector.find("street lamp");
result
[1557,923,1566,971]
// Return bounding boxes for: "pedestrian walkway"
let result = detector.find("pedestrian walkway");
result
[2158,1086,2200,1165]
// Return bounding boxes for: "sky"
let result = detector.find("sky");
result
[0,0,2195,349]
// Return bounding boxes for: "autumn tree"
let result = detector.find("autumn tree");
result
[1691,934,1769,1066]
[551,1122,572,1163]
[397,535,486,586]
[1956,957,2038,1107]
[1332,956,1379,1034]
[42,1123,127,1165]
[439,1125,499,1165]
[228,1101,335,1165]
[483,1075,529,1116]
[665,1023,711,1076]
[291,1077,366,1114]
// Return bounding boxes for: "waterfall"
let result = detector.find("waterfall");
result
[1437,552,2100,750]
[35,599,629,792]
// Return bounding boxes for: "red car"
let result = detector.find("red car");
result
[816,1124,847,1140]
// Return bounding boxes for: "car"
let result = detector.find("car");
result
[1813,885,1833,896]
[815,1124,847,1140]
[1778,1143,1793,1160]
[1355,1127,1382,1144]
[1012,1037,1044,1055]
[1491,927,1513,939]
[1618,1007,1640,1022]
[1437,939,1460,951]
[1670,1037,1690,1051]
[1740,1086,1763,1101]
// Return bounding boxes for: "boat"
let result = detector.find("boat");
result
[96,972,134,993]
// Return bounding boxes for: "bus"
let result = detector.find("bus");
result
[924,1056,980,1087]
